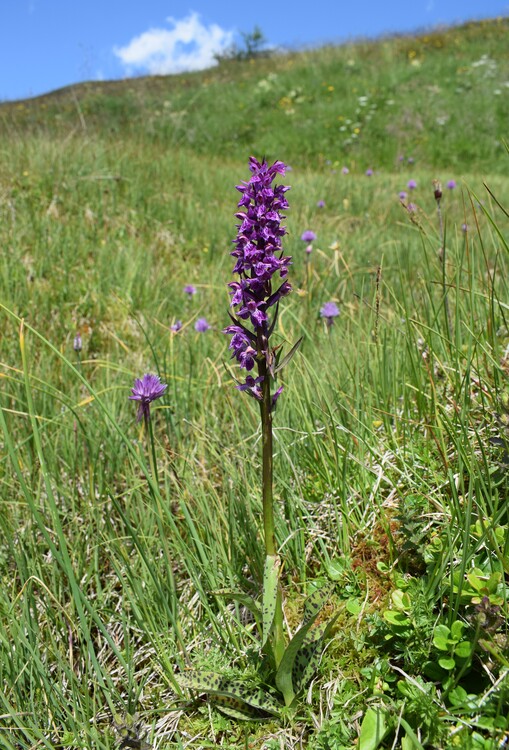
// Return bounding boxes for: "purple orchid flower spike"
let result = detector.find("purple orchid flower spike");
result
[129,373,167,422]
[224,157,293,394]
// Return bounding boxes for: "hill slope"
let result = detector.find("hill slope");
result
[1,16,508,173]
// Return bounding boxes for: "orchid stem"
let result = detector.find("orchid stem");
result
[258,354,285,667]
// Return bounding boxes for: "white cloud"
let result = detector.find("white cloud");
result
[114,13,235,75]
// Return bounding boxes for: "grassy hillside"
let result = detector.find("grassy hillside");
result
[1,17,509,750]
[1,17,509,172]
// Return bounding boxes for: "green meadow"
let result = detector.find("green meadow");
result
[1,16,509,749]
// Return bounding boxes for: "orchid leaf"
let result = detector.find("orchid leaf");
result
[274,336,303,374]
[177,671,281,717]
[262,554,281,647]
[211,589,262,628]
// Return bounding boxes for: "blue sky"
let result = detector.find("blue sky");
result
[1,1,508,101]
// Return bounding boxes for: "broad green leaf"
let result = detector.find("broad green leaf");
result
[275,592,330,705]
[262,555,281,647]
[211,695,272,721]
[391,590,411,611]
[450,620,464,642]
[454,641,472,659]
[291,613,339,694]
[383,610,411,628]
[438,657,456,671]
[358,706,390,750]
[303,584,332,623]
[433,624,451,650]
[177,671,281,716]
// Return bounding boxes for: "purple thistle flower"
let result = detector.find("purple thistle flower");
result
[342,166,349,174]
[406,203,417,213]
[195,317,211,332]
[224,157,292,393]
[171,319,183,332]
[305,244,313,255]
[129,373,167,422]
[365,168,374,177]
[407,179,417,190]
[447,180,456,190]
[301,230,316,242]
[184,284,197,296]
[320,301,340,327]
[399,191,407,201]
[317,200,325,208]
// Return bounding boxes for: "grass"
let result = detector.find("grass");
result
[1,16,509,750]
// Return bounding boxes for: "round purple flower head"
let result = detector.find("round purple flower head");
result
[407,179,417,190]
[365,168,374,177]
[447,180,456,190]
[184,284,197,296]
[195,317,211,332]
[301,230,316,242]
[399,191,407,201]
[129,373,167,422]
[320,301,340,327]
[342,166,349,174]
[171,319,183,332]
[224,157,292,398]
[317,200,325,208]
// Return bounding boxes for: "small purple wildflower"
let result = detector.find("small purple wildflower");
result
[129,373,167,422]
[317,200,326,208]
[399,191,407,201]
[398,155,405,162]
[342,166,349,174]
[447,180,456,190]
[365,168,374,177]
[461,223,469,233]
[406,203,417,213]
[407,179,417,190]
[301,230,316,242]
[171,319,183,332]
[195,317,211,332]
[73,333,82,352]
[407,157,415,164]
[184,284,197,296]
[320,301,340,327]
[305,244,313,255]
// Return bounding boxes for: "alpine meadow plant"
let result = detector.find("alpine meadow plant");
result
[179,157,336,716]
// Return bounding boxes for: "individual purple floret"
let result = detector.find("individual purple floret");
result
[195,317,211,332]
[407,179,417,190]
[184,284,197,296]
[320,301,340,327]
[224,157,292,394]
[129,373,167,422]
[365,168,374,177]
[317,200,325,208]
[171,319,183,332]
[447,180,456,190]
[399,191,408,201]
[301,230,316,242]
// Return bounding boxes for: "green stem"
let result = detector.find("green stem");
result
[258,353,285,668]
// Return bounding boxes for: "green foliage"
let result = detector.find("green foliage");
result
[1,16,509,749]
